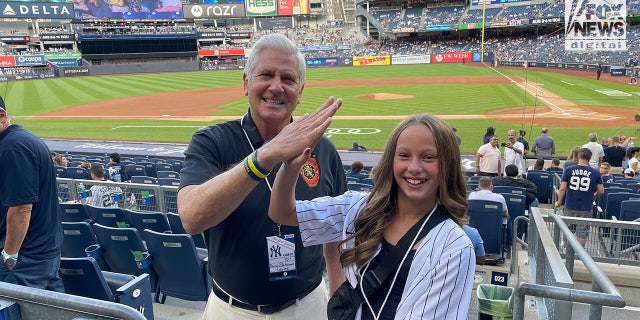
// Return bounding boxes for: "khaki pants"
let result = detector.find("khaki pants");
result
[202,283,328,320]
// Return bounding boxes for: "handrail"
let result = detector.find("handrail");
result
[0,281,146,320]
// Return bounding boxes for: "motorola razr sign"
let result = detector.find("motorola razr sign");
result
[245,0,276,16]
[183,4,246,18]
[565,0,626,51]
[0,2,75,19]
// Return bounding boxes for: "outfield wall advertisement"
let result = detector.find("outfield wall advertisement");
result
[353,56,390,66]
[392,55,431,65]
[431,52,472,63]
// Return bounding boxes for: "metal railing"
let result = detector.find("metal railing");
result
[0,281,145,320]
[511,209,626,320]
[57,178,178,214]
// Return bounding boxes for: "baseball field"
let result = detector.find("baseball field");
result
[5,63,639,155]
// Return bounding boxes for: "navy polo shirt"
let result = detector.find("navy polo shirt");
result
[0,125,62,258]
[180,111,347,305]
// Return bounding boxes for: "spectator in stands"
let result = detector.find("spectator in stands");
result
[463,224,486,265]
[53,154,68,167]
[79,161,91,170]
[547,158,563,173]
[503,129,524,177]
[626,147,640,177]
[84,165,122,208]
[346,161,368,181]
[0,96,64,292]
[529,158,545,171]
[582,132,604,168]
[624,168,636,179]
[483,126,495,144]
[268,113,475,319]
[50,151,58,162]
[601,136,611,150]
[453,127,461,145]
[599,162,616,184]
[517,129,529,156]
[493,164,538,209]
[555,148,604,247]
[531,127,556,159]
[604,135,626,174]
[348,141,367,152]
[105,152,128,182]
[475,135,502,177]
[563,146,581,169]
[178,34,346,319]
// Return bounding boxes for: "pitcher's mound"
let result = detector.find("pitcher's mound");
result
[358,93,413,100]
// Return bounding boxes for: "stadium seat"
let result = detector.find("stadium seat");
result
[124,210,171,235]
[143,229,211,303]
[158,177,180,186]
[501,193,527,242]
[131,176,158,185]
[59,257,154,320]
[526,171,553,204]
[138,161,157,178]
[92,223,158,290]
[124,164,146,180]
[467,199,504,264]
[61,221,110,271]
[347,182,373,192]
[60,203,92,223]
[85,205,129,228]
[166,212,207,249]
[156,171,179,179]
[155,163,174,173]
[55,166,68,178]
[493,186,526,197]
[66,167,92,180]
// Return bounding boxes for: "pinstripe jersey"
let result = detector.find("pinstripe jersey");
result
[296,191,476,320]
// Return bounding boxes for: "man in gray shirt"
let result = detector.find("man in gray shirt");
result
[531,127,556,159]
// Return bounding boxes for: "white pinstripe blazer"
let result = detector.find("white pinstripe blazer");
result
[296,191,476,320]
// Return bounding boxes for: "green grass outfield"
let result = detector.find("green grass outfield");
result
[4,63,640,155]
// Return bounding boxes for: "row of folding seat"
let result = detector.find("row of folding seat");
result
[61,221,210,307]
[59,203,205,248]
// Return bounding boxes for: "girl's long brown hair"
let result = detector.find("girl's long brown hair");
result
[340,114,468,269]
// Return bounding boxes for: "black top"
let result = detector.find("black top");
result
[0,125,62,258]
[604,146,626,167]
[180,111,347,305]
[361,239,416,320]
[492,176,538,207]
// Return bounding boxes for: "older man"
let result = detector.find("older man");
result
[475,134,502,177]
[178,34,346,319]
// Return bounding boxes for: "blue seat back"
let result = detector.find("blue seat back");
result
[66,167,91,180]
[60,203,91,223]
[158,178,180,186]
[493,186,526,196]
[59,257,114,301]
[156,170,179,179]
[91,223,157,288]
[618,200,640,251]
[85,205,129,228]
[500,193,527,240]
[143,229,211,302]
[526,171,553,204]
[598,187,633,215]
[125,210,171,235]
[467,199,503,254]
[347,182,372,192]
[166,212,207,249]
[605,193,640,220]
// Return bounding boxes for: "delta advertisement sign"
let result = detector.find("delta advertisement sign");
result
[0,1,74,18]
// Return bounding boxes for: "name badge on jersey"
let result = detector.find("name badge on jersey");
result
[266,234,297,281]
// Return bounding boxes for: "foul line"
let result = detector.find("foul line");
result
[488,65,567,113]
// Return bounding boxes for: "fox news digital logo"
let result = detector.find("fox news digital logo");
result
[565,0,626,51]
